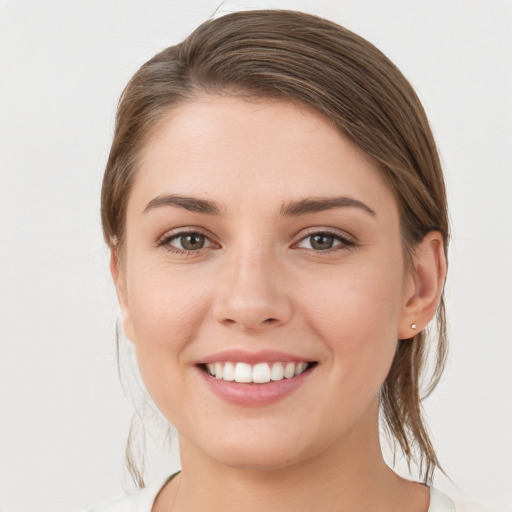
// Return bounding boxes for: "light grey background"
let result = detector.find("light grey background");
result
[1,1,511,511]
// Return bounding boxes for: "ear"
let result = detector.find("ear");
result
[398,232,447,339]
[110,247,135,342]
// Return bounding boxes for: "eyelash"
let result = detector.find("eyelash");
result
[157,230,217,256]
[296,229,356,252]
[157,229,356,256]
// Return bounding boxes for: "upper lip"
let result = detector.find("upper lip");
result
[198,349,314,365]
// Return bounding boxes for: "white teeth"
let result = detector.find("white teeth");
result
[270,362,284,381]
[223,361,235,381]
[234,362,252,383]
[284,362,295,379]
[205,361,310,383]
[294,362,308,376]
[252,363,271,383]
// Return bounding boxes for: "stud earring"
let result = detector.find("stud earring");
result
[410,323,417,329]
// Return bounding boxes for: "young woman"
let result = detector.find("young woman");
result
[92,9,483,512]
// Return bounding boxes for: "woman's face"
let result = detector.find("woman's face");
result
[115,97,415,470]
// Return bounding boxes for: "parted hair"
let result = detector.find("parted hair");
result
[101,9,449,486]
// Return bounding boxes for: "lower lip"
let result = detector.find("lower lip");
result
[197,367,313,406]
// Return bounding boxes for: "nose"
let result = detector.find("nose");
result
[212,245,293,333]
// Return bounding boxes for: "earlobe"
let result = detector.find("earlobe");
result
[398,232,447,339]
[109,247,135,342]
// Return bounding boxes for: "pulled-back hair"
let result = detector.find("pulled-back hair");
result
[102,9,449,485]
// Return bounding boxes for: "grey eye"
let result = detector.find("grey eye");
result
[296,231,354,252]
[179,233,206,251]
[160,230,217,254]
[309,234,335,250]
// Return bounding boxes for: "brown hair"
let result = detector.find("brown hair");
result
[102,9,449,485]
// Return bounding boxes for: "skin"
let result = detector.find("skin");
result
[111,97,446,512]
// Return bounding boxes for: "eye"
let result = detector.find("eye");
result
[158,230,216,254]
[295,231,355,252]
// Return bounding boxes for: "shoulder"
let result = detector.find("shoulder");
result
[429,487,490,512]
[84,476,171,512]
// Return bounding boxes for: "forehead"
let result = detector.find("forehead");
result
[130,96,397,219]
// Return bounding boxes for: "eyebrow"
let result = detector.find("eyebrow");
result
[280,196,376,217]
[143,194,222,215]
[143,194,376,217]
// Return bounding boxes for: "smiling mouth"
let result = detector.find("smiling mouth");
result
[199,361,317,383]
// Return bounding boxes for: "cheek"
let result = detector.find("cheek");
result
[303,255,404,327]
[124,278,204,428]
[126,256,205,344]
[123,261,206,396]
[300,259,404,384]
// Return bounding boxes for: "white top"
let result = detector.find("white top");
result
[86,476,487,512]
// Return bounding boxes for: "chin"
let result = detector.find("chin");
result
[190,423,320,472]
[212,446,305,472]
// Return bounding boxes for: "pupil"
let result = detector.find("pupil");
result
[311,234,333,250]
[182,234,204,250]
